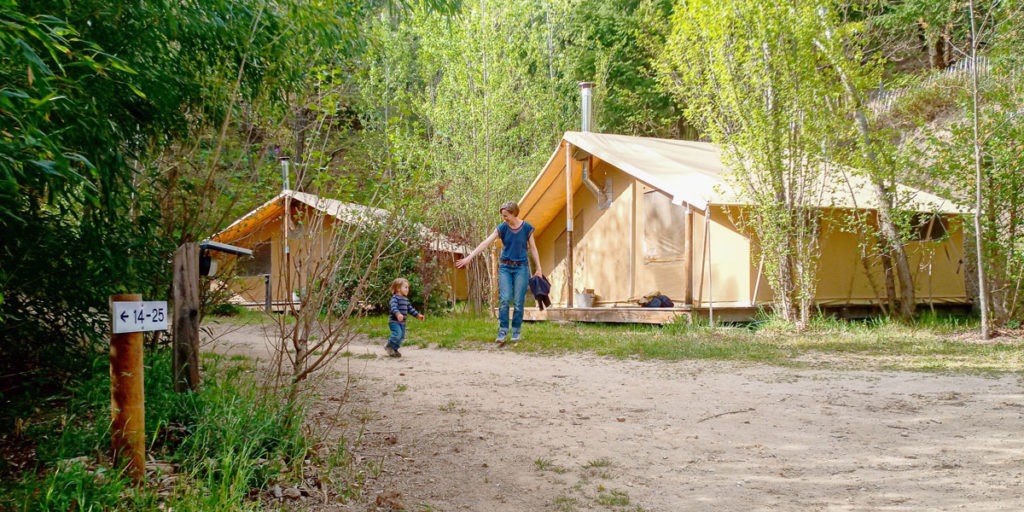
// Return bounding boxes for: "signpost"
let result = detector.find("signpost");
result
[112,301,168,334]
[110,294,167,483]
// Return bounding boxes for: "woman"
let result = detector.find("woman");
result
[456,201,543,344]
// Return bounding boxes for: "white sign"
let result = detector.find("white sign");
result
[112,301,169,334]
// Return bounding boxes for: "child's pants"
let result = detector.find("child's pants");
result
[387,320,406,350]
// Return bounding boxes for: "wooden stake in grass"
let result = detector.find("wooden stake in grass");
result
[110,293,146,483]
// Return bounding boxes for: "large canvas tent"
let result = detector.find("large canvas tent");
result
[210,190,469,308]
[519,132,969,322]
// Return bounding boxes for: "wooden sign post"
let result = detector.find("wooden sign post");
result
[172,243,201,392]
[109,293,146,483]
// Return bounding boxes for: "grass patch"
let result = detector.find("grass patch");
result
[534,457,568,473]
[439,400,463,414]
[596,488,630,506]
[552,494,580,512]
[349,312,1021,372]
[0,349,327,511]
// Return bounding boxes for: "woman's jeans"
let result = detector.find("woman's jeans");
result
[498,262,530,330]
[387,320,406,349]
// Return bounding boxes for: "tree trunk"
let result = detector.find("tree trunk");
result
[929,34,947,70]
[777,254,797,323]
[967,0,991,338]
[880,249,897,315]
[873,182,916,319]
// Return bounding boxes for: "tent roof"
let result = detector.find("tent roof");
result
[518,131,966,233]
[211,190,468,254]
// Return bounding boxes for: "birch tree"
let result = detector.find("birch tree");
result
[810,3,925,319]
[658,0,847,326]
[925,0,1024,332]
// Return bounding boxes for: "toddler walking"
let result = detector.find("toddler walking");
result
[385,278,424,357]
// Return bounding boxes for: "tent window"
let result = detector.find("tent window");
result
[643,190,687,260]
[239,242,272,276]
[911,214,947,241]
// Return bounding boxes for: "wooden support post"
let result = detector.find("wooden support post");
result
[490,245,499,317]
[173,243,201,392]
[109,293,145,483]
[264,273,272,313]
[565,141,575,308]
[684,205,694,306]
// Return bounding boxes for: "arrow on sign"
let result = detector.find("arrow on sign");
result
[120,311,129,322]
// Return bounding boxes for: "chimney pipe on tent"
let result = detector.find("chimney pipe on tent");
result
[580,82,594,132]
[279,157,291,192]
[578,82,611,209]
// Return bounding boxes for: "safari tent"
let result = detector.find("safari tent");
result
[210,190,469,308]
[518,131,969,322]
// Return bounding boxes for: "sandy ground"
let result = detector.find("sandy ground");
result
[207,322,1024,512]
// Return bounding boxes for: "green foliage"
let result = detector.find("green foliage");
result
[1,0,400,396]
[1,349,313,511]
[0,199,171,384]
[19,460,127,512]
[323,217,455,315]
[0,2,166,372]
[658,0,855,324]
[0,4,110,213]
[553,0,682,137]
[928,90,1024,325]
[869,0,992,70]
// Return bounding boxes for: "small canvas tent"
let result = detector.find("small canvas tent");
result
[519,132,968,322]
[210,190,468,308]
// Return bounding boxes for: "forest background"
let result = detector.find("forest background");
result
[2,0,1024,399]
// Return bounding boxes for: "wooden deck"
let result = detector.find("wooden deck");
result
[522,302,973,325]
[521,305,771,324]
[523,306,692,324]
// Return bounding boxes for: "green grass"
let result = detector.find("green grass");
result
[534,457,568,473]
[203,306,271,325]
[552,494,580,512]
[0,349,325,511]
[596,488,630,506]
[350,312,1022,373]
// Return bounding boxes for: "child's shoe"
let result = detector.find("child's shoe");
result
[510,328,521,342]
[495,328,508,342]
[385,346,399,357]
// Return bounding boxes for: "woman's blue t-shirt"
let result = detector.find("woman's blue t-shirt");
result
[497,221,534,263]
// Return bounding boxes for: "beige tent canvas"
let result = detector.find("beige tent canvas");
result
[518,131,969,322]
[210,190,469,308]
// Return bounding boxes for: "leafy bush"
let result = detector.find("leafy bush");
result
[328,222,455,316]
[0,206,172,397]
[1,349,312,511]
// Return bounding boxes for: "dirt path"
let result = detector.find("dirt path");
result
[209,323,1024,511]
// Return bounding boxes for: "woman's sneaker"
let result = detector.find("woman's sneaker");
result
[510,328,521,342]
[495,328,508,343]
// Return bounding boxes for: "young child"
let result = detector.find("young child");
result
[385,278,424,357]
